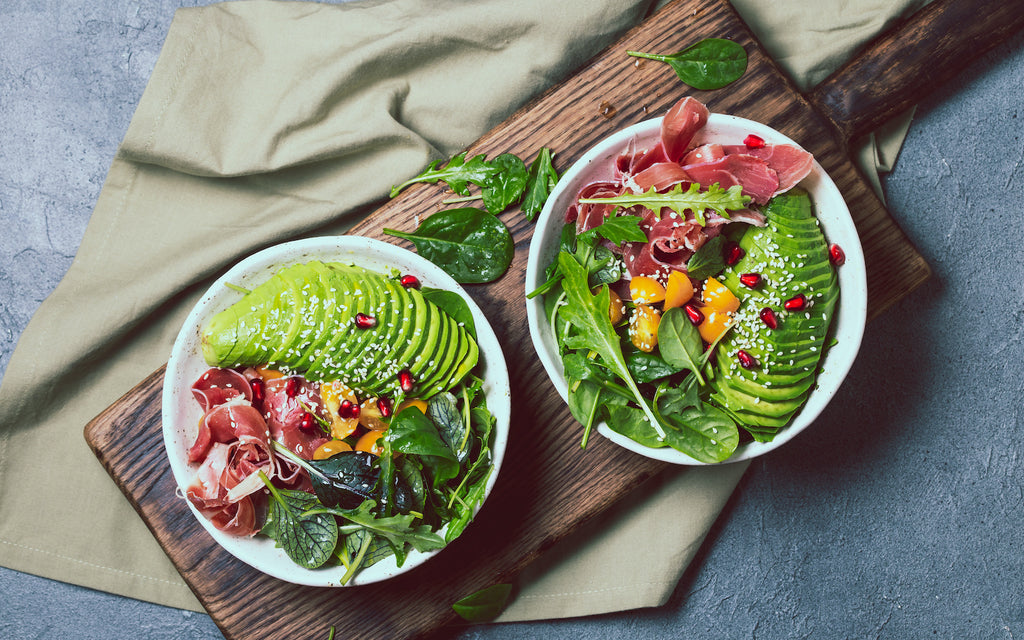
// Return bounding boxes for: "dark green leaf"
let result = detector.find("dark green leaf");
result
[521,147,559,220]
[657,307,706,385]
[259,476,339,569]
[686,235,726,280]
[420,287,477,340]
[481,153,528,215]
[593,214,647,245]
[427,392,469,463]
[625,347,683,384]
[383,208,513,284]
[654,386,739,462]
[452,583,514,623]
[387,407,460,483]
[606,405,666,449]
[627,39,747,91]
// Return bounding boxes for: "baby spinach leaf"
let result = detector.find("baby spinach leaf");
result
[653,383,739,463]
[384,207,513,284]
[453,583,514,623]
[481,153,528,215]
[627,38,748,91]
[686,235,726,280]
[625,346,683,384]
[521,147,559,220]
[420,287,477,340]
[272,442,380,510]
[427,392,469,463]
[657,307,706,386]
[591,214,647,245]
[605,405,666,449]
[258,472,338,569]
[389,152,497,198]
[579,182,750,225]
[387,407,460,484]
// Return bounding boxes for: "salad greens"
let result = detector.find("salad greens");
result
[389,148,558,219]
[384,207,514,284]
[626,38,748,90]
[262,376,496,582]
[452,583,515,622]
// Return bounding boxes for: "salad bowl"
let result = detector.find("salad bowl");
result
[525,112,867,465]
[163,236,511,586]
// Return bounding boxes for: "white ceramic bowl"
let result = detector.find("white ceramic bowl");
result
[525,114,867,465]
[163,236,511,585]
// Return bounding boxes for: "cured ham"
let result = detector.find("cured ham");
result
[567,96,811,282]
[184,367,328,536]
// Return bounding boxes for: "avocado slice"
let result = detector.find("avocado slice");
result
[708,188,839,436]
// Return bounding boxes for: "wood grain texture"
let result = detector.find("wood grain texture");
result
[83,0,957,638]
[809,0,1024,143]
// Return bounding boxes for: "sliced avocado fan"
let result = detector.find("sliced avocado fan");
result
[201,261,479,399]
[708,188,839,441]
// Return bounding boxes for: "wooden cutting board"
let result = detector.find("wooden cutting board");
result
[83,0,1023,638]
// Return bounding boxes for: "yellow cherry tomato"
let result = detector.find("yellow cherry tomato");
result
[355,430,385,456]
[663,271,695,310]
[313,439,353,460]
[628,303,661,353]
[702,277,740,314]
[698,307,734,343]
[629,276,666,305]
[320,380,359,440]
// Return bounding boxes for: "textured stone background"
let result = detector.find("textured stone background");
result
[2,2,1022,638]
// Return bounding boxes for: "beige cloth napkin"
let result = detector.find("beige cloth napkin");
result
[0,0,924,619]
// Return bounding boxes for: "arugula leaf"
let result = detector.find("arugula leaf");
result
[481,153,528,215]
[521,147,559,220]
[578,182,750,225]
[627,39,747,91]
[258,472,338,569]
[656,307,706,386]
[453,583,514,623]
[389,153,498,198]
[556,252,664,439]
[384,207,513,284]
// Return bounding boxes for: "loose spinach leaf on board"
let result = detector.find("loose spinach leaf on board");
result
[521,147,559,220]
[452,583,515,623]
[383,207,513,284]
[685,235,727,280]
[481,153,528,215]
[420,287,477,340]
[657,307,706,386]
[258,472,338,569]
[627,38,748,91]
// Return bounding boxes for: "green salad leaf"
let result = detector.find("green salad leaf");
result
[389,152,497,198]
[521,148,559,220]
[578,182,750,225]
[627,38,748,91]
[384,207,513,284]
[453,583,514,622]
[258,471,338,569]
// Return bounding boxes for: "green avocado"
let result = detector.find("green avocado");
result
[200,261,478,399]
[708,188,839,441]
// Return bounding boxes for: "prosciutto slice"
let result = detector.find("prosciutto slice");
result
[722,144,814,194]
[661,97,709,162]
[682,154,780,205]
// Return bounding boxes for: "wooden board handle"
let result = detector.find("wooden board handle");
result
[808,0,1024,143]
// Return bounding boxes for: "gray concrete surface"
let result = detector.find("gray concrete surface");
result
[2,2,1023,639]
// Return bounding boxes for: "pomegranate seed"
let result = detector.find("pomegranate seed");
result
[400,274,421,289]
[736,349,758,369]
[250,378,265,404]
[339,399,359,420]
[683,303,704,325]
[724,241,745,266]
[784,294,807,311]
[299,412,316,431]
[398,369,415,393]
[739,272,761,288]
[285,376,300,398]
[759,307,779,329]
[743,134,766,149]
[377,397,393,419]
[354,312,377,329]
[829,243,846,266]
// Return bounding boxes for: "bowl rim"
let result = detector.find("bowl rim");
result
[162,235,511,586]
[524,112,867,465]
